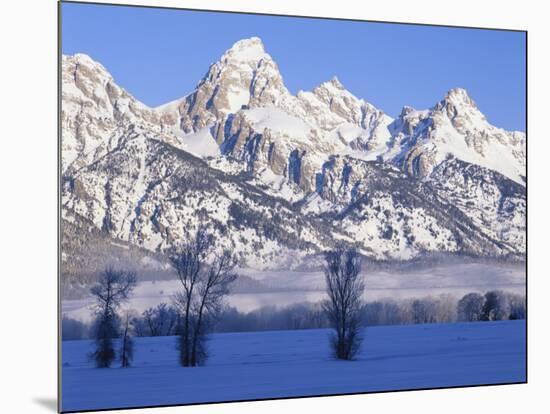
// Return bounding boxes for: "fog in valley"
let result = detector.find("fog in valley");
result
[62,259,525,323]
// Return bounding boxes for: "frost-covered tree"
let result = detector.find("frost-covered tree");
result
[434,294,457,323]
[323,248,364,360]
[362,301,408,326]
[481,290,510,321]
[411,298,437,324]
[170,228,238,367]
[457,293,485,321]
[89,267,137,368]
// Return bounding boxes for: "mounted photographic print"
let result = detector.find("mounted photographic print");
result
[59,1,527,412]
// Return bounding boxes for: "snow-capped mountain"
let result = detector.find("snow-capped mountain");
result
[61,37,526,278]
[157,37,294,133]
[384,88,526,184]
[153,37,394,193]
[62,54,160,172]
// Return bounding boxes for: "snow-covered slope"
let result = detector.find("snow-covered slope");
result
[61,36,526,279]
[61,321,526,412]
[62,126,338,270]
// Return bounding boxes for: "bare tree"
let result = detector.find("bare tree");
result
[120,311,134,368]
[323,248,365,360]
[140,303,178,337]
[169,228,209,366]
[191,250,237,365]
[89,267,137,368]
[170,228,238,367]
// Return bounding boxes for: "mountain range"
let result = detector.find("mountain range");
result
[61,37,526,282]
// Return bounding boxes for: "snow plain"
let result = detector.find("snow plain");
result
[61,320,526,412]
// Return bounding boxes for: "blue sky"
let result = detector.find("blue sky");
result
[61,2,526,131]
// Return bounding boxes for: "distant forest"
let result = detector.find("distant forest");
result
[62,290,525,341]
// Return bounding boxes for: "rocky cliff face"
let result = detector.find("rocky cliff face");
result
[61,37,526,277]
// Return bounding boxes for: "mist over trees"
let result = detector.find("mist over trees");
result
[215,303,329,332]
[61,315,89,340]
[169,227,238,367]
[63,290,525,344]
[63,290,526,344]
[215,290,524,331]
[323,248,365,361]
[88,267,137,368]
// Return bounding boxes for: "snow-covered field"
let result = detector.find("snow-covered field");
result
[61,320,526,412]
[63,261,525,321]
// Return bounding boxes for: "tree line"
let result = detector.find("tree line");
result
[64,232,526,366]
[63,289,525,342]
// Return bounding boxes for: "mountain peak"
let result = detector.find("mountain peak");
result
[447,87,469,97]
[63,53,109,73]
[67,52,94,63]
[441,87,477,110]
[328,76,344,89]
[317,76,345,92]
[222,36,268,63]
[432,87,485,123]
[399,105,416,118]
